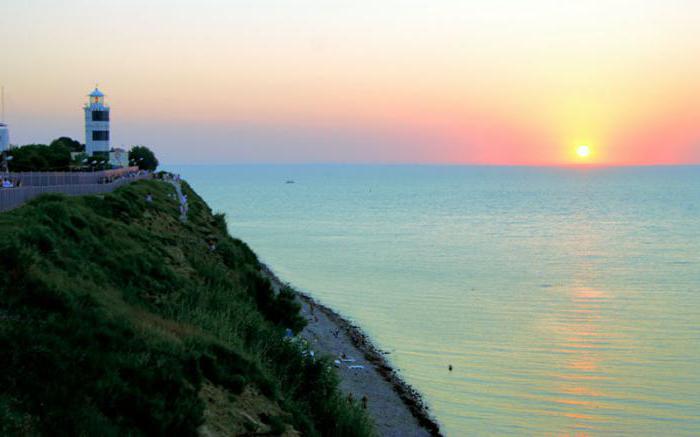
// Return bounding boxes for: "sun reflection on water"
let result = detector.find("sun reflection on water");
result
[545,286,618,432]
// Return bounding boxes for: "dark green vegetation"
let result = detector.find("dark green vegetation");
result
[0,179,373,436]
[6,138,159,171]
[50,137,84,153]
[7,137,84,171]
[129,146,159,171]
[7,142,72,171]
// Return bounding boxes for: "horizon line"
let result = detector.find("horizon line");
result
[163,162,700,168]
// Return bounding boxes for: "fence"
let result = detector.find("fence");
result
[0,170,150,213]
[3,166,142,187]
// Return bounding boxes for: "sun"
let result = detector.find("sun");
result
[576,145,591,158]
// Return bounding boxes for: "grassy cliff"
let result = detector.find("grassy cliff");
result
[0,178,374,436]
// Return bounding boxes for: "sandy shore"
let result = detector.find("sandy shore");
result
[261,265,442,437]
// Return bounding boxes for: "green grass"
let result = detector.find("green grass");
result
[0,179,374,436]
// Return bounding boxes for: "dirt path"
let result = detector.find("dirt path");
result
[167,179,188,222]
[261,265,442,437]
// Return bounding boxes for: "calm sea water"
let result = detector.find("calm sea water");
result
[168,165,700,436]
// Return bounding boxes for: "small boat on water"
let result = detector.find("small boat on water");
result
[286,180,295,184]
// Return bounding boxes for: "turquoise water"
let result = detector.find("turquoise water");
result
[169,165,700,435]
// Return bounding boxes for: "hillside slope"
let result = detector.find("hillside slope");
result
[0,178,373,436]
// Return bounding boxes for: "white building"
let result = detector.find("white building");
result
[0,122,8,152]
[0,86,7,152]
[84,87,110,155]
[109,147,129,168]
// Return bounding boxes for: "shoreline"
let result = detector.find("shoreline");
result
[261,264,442,436]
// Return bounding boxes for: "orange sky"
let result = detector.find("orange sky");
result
[1,0,699,164]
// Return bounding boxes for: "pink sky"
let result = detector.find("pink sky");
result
[1,0,699,165]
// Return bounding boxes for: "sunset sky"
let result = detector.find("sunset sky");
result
[1,0,699,165]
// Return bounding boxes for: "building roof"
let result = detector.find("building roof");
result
[89,88,105,97]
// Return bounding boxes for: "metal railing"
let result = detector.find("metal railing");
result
[0,168,150,213]
[2,166,142,187]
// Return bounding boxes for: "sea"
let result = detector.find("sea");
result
[167,165,700,436]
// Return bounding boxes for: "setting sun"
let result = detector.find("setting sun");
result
[576,145,591,158]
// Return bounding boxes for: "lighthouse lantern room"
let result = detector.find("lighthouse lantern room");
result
[84,87,110,155]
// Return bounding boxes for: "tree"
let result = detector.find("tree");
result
[8,143,71,171]
[128,146,158,171]
[50,137,84,153]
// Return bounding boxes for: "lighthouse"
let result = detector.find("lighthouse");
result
[84,87,110,155]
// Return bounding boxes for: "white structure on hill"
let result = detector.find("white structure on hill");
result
[0,122,8,152]
[109,147,129,168]
[84,87,110,155]
[0,86,9,152]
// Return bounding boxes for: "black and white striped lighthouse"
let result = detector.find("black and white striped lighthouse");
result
[84,87,110,155]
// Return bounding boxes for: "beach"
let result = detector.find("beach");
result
[262,264,441,437]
